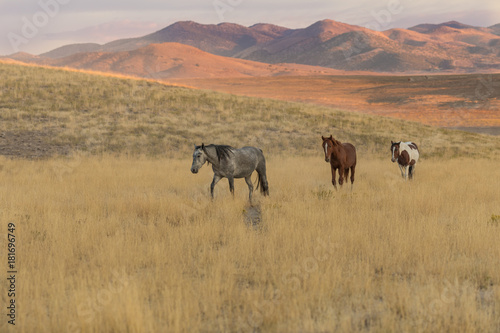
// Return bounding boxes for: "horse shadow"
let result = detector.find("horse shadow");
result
[243,204,263,229]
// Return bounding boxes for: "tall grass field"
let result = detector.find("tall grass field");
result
[0,61,499,332]
[1,155,499,332]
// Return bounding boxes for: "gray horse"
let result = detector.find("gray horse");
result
[191,144,269,201]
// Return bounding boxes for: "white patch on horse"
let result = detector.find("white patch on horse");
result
[400,142,419,164]
[324,142,328,157]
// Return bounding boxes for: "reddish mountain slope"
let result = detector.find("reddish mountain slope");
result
[14,19,500,73]
[36,43,343,79]
[41,21,290,58]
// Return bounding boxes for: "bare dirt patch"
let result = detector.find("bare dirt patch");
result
[0,130,70,159]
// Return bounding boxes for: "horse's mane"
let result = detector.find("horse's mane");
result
[325,137,342,146]
[392,141,418,151]
[204,144,234,162]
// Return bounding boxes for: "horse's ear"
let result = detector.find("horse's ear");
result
[201,143,205,150]
[329,135,333,140]
[391,140,394,145]
[321,136,326,140]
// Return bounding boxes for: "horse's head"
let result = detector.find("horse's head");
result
[390,141,401,162]
[321,135,336,163]
[191,143,208,174]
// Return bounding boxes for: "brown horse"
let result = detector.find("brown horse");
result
[321,135,357,190]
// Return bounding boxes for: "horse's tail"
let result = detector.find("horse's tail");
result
[256,170,269,196]
[256,151,269,196]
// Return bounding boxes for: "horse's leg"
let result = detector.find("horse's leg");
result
[338,165,345,188]
[398,164,405,179]
[342,167,349,190]
[245,176,254,203]
[331,167,338,190]
[210,174,222,198]
[409,165,415,180]
[350,165,355,191]
[228,176,235,196]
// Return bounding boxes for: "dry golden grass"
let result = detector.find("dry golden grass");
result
[1,154,499,332]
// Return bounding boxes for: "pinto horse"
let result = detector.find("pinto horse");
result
[321,135,357,190]
[390,141,419,180]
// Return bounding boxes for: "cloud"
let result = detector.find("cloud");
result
[44,20,162,44]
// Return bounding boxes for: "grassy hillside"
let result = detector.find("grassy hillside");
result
[1,61,499,159]
[175,74,500,129]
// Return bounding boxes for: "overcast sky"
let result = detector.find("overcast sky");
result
[1,0,499,55]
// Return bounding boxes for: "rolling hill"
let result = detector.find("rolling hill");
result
[172,74,500,131]
[33,43,344,79]
[41,21,290,58]
[240,20,500,72]
[1,60,499,159]
[18,19,500,74]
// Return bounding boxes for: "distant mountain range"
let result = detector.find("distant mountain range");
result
[4,19,500,77]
